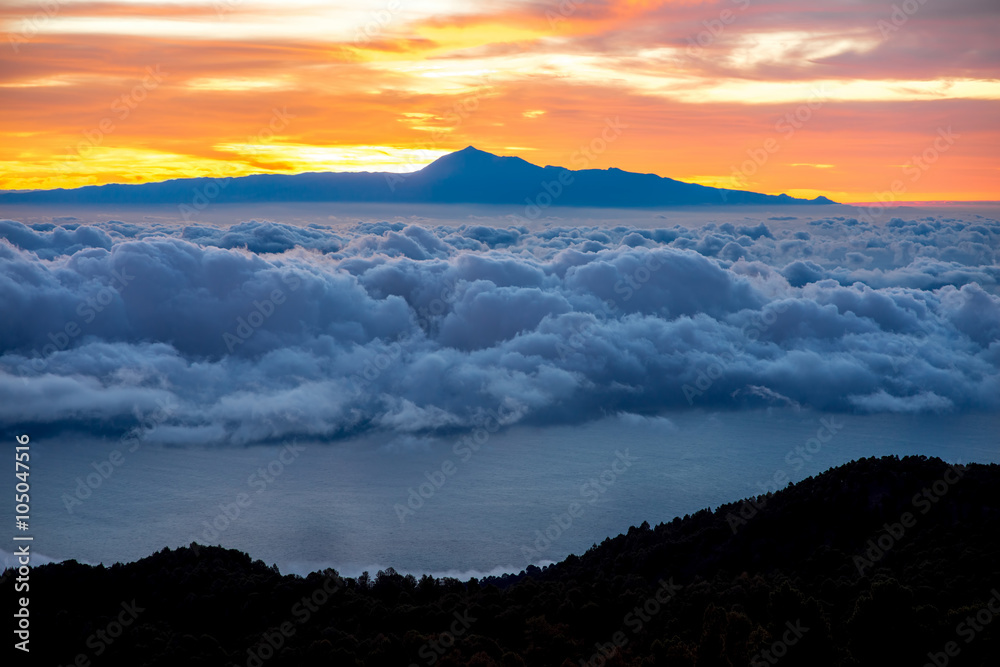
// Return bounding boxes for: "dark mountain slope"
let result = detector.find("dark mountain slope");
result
[10,455,997,666]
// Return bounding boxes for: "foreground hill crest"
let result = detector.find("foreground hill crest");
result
[12,456,1000,666]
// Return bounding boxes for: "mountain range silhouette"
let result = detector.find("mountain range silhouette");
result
[0,146,836,207]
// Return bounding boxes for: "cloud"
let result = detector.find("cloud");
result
[847,390,954,414]
[0,219,112,259]
[614,412,678,430]
[0,213,997,445]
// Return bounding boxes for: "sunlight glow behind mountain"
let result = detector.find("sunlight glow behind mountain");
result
[1,0,998,200]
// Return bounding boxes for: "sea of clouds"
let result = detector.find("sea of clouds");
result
[1,213,998,446]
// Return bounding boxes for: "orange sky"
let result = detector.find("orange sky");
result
[1,0,998,202]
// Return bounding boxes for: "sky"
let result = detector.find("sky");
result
[1,0,998,202]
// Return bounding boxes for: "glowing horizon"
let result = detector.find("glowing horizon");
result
[2,0,998,202]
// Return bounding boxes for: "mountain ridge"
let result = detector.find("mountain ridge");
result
[0,146,837,208]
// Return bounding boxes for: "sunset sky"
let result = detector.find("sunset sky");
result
[1,0,998,202]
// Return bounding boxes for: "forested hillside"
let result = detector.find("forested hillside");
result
[11,455,999,666]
